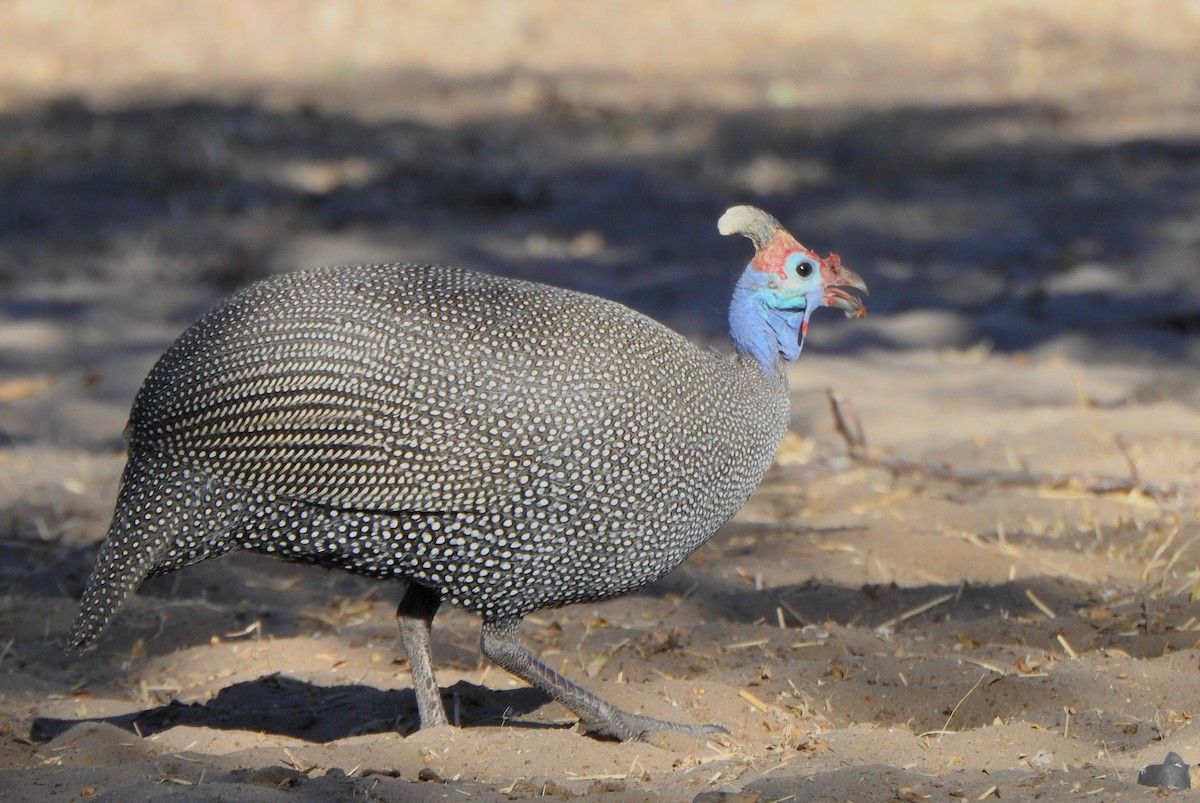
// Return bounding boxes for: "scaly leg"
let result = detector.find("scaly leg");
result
[396,582,447,728]
[480,616,728,742]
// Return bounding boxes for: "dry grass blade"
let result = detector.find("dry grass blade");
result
[567,772,628,781]
[728,638,771,650]
[224,621,262,639]
[876,592,956,632]
[921,672,987,740]
[961,658,1009,675]
[739,689,771,713]
[1024,589,1056,619]
[851,488,917,514]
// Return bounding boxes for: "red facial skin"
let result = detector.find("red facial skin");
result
[750,228,868,320]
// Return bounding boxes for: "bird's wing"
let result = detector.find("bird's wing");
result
[126,264,642,514]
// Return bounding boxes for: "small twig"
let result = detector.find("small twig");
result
[825,394,1188,505]
[1114,436,1142,487]
[875,458,1185,505]
[0,637,14,666]
[827,390,867,460]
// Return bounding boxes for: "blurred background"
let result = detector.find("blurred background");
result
[1,0,1199,448]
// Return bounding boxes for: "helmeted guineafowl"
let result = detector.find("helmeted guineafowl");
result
[69,206,867,741]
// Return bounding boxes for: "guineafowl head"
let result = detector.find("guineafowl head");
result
[721,205,867,374]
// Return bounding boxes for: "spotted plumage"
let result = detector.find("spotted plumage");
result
[70,207,866,741]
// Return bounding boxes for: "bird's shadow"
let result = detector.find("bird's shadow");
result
[29,674,557,744]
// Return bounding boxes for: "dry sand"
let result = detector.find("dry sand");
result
[2,2,1200,801]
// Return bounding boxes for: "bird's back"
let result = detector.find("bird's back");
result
[74,263,789,644]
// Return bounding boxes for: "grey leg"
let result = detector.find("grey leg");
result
[480,616,729,742]
[396,583,448,728]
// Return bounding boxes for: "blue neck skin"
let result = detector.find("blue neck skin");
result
[728,269,812,376]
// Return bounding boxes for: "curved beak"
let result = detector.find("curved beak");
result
[822,256,868,319]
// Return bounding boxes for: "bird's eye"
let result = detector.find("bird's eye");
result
[783,252,819,280]
[787,254,816,279]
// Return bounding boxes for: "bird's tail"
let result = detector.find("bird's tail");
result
[68,451,242,651]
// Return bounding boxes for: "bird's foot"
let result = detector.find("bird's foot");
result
[580,710,732,743]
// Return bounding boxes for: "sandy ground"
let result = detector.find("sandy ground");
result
[2,2,1200,800]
